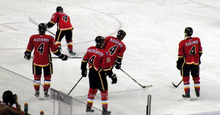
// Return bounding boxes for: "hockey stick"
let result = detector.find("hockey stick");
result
[120,68,152,88]
[28,17,56,36]
[31,56,82,59]
[51,56,82,59]
[60,76,83,101]
[172,80,182,88]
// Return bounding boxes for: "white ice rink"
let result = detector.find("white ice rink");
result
[1,0,220,115]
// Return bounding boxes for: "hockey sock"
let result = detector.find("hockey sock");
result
[101,90,108,109]
[67,40,73,50]
[34,75,41,91]
[44,75,51,92]
[87,88,97,107]
[183,76,190,94]
[55,41,61,46]
[193,76,200,91]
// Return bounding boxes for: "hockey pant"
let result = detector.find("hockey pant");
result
[33,64,52,92]
[55,29,73,50]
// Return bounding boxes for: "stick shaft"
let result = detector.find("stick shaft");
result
[29,17,55,36]
[120,68,145,88]
[67,76,83,95]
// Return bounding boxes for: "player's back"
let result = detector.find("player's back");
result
[104,36,125,65]
[51,12,73,30]
[84,46,111,70]
[179,37,202,64]
[30,34,55,66]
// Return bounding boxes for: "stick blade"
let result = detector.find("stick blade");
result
[172,82,178,88]
[142,85,153,88]
[29,17,38,25]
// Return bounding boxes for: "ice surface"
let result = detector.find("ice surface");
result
[1,0,220,115]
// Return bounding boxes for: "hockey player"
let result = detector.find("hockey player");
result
[104,30,126,70]
[24,23,68,98]
[176,27,203,98]
[46,6,76,56]
[81,36,117,115]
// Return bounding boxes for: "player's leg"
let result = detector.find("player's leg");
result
[192,65,200,97]
[65,30,76,56]
[43,63,53,97]
[182,64,191,98]
[33,65,42,97]
[86,88,97,112]
[55,30,64,51]
[99,71,111,115]
[86,69,98,112]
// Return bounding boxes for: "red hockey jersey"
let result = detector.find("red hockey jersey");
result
[82,46,111,71]
[49,12,73,30]
[104,36,126,66]
[26,34,59,67]
[178,37,202,65]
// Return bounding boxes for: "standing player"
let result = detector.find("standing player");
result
[81,36,117,115]
[24,23,68,98]
[46,6,76,56]
[176,27,203,98]
[104,30,126,70]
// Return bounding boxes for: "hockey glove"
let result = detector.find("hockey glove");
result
[199,53,202,65]
[24,51,31,60]
[115,61,121,70]
[81,69,87,77]
[110,73,117,84]
[176,58,184,70]
[59,54,68,61]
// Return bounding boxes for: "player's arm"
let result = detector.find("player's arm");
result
[103,55,117,84]
[52,49,68,61]
[24,50,31,60]
[47,13,58,28]
[198,39,202,64]
[104,68,117,84]
[81,59,88,77]
[198,51,202,64]
[176,42,184,70]
[24,37,34,60]
[49,37,68,60]
[115,44,126,69]
[46,21,55,28]
[176,56,184,70]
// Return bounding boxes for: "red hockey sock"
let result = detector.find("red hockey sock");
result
[44,75,51,92]
[87,88,97,107]
[34,75,41,91]
[101,90,108,109]
[193,76,200,91]
[67,40,73,50]
[183,76,190,93]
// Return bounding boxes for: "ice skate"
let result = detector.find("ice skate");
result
[34,90,39,98]
[44,90,49,98]
[58,45,62,51]
[195,88,200,97]
[182,89,190,100]
[102,106,111,115]
[68,48,76,56]
[86,104,94,112]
